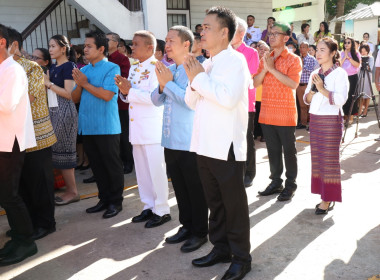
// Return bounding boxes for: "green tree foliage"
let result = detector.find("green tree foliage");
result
[326,0,378,17]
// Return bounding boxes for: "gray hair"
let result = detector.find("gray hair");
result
[235,17,248,33]
[300,41,310,47]
[169,25,194,52]
[106,32,121,43]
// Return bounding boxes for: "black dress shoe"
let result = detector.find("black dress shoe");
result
[123,165,133,174]
[0,241,37,266]
[258,183,284,196]
[165,227,191,244]
[132,209,153,223]
[83,176,96,184]
[315,202,335,215]
[0,240,17,258]
[192,250,232,267]
[221,262,252,280]
[103,204,122,219]
[32,226,56,240]
[180,236,207,253]
[296,124,307,129]
[145,214,171,228]
[277,187,296,201]
[244,175,254,188]
[86,201,108,213]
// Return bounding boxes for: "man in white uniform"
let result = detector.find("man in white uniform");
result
[244,15,261,46]
[115,30,171,228]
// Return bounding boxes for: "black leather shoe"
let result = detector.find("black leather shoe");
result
[315,202,335,215]
[0,241,37,266]
[180,236,207,253]
[165,227,191,244]
[277,187,296,201]
[103,204,122,219]
[145,214,171,228]
[132,209,153,223]
[83,176,96,184]
[0,240,17,258]
[244,175,254,188]
[86,201,108,213]
[192,250,232,267]
[258,183,284,196]
[32,226,56,240]
[221,262,252,280]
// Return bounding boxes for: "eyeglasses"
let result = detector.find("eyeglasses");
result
[30,55,43,60]
[268,32,287,38]
[344,41,351,44]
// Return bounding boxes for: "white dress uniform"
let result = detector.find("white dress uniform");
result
[244,26,262,46]
[120,55,169,216]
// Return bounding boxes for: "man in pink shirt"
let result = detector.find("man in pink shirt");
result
[231,17,260,187]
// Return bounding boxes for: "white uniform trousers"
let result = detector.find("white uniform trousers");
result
[133,144,170,216]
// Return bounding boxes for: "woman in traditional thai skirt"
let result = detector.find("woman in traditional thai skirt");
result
[303,37,349,214]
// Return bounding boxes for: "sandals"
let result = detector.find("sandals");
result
[55,194,80,206]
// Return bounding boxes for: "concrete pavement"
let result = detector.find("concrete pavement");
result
[1,110,380,280]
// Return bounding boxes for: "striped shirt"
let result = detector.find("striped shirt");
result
[300,54,319,84]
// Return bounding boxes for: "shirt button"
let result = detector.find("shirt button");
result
[131,118,134,121]
[130,106,133,109]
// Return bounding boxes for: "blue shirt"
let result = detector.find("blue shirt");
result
[196,55,206,64]
[77,58,121,135]
[151,64,194,151]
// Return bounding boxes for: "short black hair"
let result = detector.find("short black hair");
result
[195,24,202,29]
[0,24,10,48]
[126,45,132,55]
[301,23,310,33]
[156,39,165,54]
[193,32,201,41]
[363,32,369,37]
[206,6,237,42]
[247,15,255,19]
[85,31,108,55]
[359,43,370,54]
[169,25,194,52]
[7,27,23,50]
[268,17,276,21]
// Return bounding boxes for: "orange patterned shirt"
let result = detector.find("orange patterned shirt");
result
[256,48,302,126]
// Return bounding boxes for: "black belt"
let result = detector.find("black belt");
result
[299,83,307,86]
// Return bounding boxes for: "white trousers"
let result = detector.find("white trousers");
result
[133,144,170,216]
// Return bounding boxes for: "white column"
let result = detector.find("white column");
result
[142,0,167,40]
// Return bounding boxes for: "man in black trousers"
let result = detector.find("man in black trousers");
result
[72,31,124,219]
[0,24,38,266]
[184,7,252,280]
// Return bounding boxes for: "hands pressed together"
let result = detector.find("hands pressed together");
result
[155,61,173,92]
[183,54,205,84]
[72,68,88,87]
[114,74,131,96]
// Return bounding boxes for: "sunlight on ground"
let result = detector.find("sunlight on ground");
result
[1,239,96,279]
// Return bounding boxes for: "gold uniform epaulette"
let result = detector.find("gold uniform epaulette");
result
[150,61,157,65]
[254,26,259,28]
[132,61,139,65]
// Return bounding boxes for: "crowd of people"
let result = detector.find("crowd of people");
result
[1,5,380,279]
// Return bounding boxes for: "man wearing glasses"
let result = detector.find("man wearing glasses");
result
[254,22,302,201]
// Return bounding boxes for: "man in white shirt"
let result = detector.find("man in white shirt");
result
[363,33,375,54]
[0,24,37,266]
[244,15,261,46]
[116,30,171,228]
[184,7,252,280]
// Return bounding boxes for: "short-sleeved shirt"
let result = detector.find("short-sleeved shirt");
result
[16,57,57,152]
[341,51,361,76]
[49,61,76,87]
[77,58,121,135]
[256,47,302,126]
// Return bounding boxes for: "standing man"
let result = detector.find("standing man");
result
[231,17,260,188]
[115,30,171,228]
[254,22,302,201]
[244,15,261,46]
[7,27,57,240]
[192,33,206,64]
[184,7,252,280]
[286,22,298,45]
[296,41,319,129]
[151,26,208,252]
[0,24,37,266]
[195,24,203,34]
[72,31,124,219]
[261,17,276,46]
[106,32,133,174]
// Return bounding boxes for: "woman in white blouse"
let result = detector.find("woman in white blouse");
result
[303,37,349,215]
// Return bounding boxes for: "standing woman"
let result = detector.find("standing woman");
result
[44,35,79,205]
[31,48,51,73]
[313,22,332,43]
[358,44,374,117]
[341,37,361,124]
[304,37,349,214]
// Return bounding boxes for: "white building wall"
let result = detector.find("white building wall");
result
[0,0,51,33]
[142,0,168,40]
[273,0,325,36]
[189,0,272,33]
